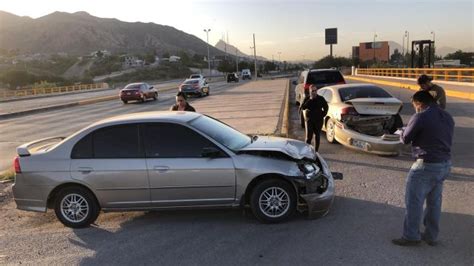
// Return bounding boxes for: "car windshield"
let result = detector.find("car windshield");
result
[190,75,200,78]
[189,116,251,151]
[339,86,392,102]
[184,80,199,84]
[307,71,343,85]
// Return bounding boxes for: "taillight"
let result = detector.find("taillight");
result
[341,107,358,115]
[303,83,311,91]
[14,156,21,173]
[340,107,358,121]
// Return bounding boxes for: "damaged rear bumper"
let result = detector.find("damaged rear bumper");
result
[335,124,402,155]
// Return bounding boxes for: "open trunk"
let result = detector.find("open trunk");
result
[342,98,403,137]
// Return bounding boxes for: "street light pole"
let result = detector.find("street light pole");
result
[405,30,410,55]
[373,33,377,62]
[203,29,211,77]
[278,51,281,71]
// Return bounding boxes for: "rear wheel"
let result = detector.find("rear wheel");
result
[153,92,158,101]
[250,179,296,223]
[122,100,128,104]
[326,118,336,143]
[54,186,100,228]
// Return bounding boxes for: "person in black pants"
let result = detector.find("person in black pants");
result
[300,85,328,152]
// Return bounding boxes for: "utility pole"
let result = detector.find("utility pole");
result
[430,31,436,68]
[253,33,257,80]
[235,50,239,73]
[278,51,281,71]
[203,29,211,76]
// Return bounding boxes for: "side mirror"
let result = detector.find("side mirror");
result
[149,86,154,90]
[292,80,297,85]
[201,147,221,158]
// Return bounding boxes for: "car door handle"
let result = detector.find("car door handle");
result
[153,166,170,173]
[78,167,93,174]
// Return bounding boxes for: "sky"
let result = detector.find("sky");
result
[1,0,473,61]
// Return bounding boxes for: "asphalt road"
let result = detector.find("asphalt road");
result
[0,78,472,265]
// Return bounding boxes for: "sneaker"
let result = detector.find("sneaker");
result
[392,238,421,246]
[421,235,438,246]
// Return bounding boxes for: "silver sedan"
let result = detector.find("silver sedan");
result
[12,111,341,228]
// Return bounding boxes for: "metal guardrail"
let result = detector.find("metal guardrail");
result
[0,83,109,100]
[356,68,474,83]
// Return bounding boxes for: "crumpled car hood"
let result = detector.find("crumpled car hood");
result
[239,136,315,160]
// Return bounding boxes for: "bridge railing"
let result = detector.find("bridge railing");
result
[356,68,474,83]
[0,83,109,100]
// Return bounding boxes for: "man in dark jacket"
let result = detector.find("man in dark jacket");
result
[300,85,329,152]
[392,90,454,247]
[417,74,446,109]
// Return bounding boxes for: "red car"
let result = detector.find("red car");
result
[120,82,158,103]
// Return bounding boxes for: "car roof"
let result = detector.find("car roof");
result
[92,111,202,126]
[308,69,341,73]
[324,83,382,90]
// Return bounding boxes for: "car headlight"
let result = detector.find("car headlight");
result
[300,162,321,180]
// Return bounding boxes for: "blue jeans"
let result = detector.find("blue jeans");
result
[403,159,451,241]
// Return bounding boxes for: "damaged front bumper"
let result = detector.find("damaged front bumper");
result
[295,154,342,219]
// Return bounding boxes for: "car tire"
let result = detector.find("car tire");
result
[153,93,158,101]
[326,119,337,143]
[54,186,100,228]
[250,179,296,223]
[122,100,127,104]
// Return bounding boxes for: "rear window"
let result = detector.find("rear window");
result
[307,71,344,85]
[339,86,392,102]
[124,84,141,90]
[184,80,199,84]
[190,75,201,78]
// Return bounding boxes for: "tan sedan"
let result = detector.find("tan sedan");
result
[316,84,404,155]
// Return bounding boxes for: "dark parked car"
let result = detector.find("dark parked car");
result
[120,83,158,104]
[227,73,239,83]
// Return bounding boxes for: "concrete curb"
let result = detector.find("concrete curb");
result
[346,76,474,101]
[280,79,291,137]
[0,86,178,120]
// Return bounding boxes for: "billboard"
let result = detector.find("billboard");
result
[325,28,337,45]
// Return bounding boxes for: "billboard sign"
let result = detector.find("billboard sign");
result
[325,28,337,45]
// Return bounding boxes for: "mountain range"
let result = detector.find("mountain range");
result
[0,10,225,57]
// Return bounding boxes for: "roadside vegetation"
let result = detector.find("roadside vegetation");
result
[0,169,14,182]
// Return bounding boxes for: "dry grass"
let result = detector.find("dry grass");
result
[0,169,15,182]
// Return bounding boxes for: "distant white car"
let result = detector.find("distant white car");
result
[241,69,252,80]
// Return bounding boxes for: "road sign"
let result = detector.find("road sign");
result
[325,28,337,45]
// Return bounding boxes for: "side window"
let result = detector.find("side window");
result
[71,133,93,159]
[317,89,326,97]
[144,123,224,158]
[94,124,142,158]
[324,90,333,103]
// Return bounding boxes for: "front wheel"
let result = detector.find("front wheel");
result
[250,179,296,223]
[54,186,100,228]
[153,92,158,101]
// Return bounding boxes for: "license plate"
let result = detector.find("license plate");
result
[127,92,131,95]
[351,139,367,149]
